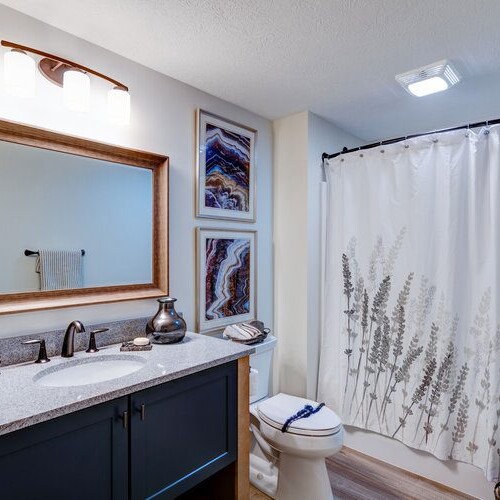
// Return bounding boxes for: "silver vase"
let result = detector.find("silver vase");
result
[146,297,187,344]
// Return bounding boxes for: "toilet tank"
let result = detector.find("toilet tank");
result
[249,335,277,404]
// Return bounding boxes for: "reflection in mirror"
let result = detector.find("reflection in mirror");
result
[0,140,153,294]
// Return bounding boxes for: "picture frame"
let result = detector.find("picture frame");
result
[196,109,256,222]
[196,227,257,334]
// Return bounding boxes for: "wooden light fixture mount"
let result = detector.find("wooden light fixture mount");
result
[1,40,128,91]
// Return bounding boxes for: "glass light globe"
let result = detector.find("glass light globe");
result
[3,49,36,98]
[63,69,90,112]
[107,86,130,125]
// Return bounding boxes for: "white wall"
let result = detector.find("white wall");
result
[0,141,152,292]
[0,5,273,338]
[276,111,493,499]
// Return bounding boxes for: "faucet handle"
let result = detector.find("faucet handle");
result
[86,328,109,353]
[22,339,50,363]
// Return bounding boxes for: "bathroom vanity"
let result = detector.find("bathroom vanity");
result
[0,333,253,499]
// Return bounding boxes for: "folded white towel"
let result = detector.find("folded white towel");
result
[36,249,83,291]
[223,322,262,341]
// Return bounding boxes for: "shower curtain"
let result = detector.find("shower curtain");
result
[317,126,500,481]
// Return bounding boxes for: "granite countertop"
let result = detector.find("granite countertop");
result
[0,332,254,436]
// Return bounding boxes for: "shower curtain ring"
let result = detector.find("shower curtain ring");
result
[404,136,409,149]
[485,121,490,135]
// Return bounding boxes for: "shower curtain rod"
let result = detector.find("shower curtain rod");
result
[321,117,500,161]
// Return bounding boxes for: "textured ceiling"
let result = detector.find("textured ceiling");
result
[3,0,500,141]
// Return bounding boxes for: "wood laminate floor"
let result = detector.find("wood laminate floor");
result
[249,447,476,500]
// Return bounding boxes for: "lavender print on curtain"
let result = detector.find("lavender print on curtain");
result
[196,228,256,333]
[317,126,500,482]
[196,110,255,222]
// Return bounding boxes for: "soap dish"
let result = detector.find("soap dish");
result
[120,341,152,352]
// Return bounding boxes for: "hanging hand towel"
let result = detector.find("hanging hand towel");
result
[35,249,83,291]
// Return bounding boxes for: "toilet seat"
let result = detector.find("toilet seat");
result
[257,393,342,437]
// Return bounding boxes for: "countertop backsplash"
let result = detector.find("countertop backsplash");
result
[0,317,150,367]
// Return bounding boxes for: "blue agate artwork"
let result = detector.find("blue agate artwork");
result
[204,123,250,213]
[205,237,251,320]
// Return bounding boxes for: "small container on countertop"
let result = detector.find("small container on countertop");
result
[120,338,152,352]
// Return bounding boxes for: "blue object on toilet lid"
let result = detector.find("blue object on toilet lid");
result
[258,393,342,436]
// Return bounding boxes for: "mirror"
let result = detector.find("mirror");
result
[1,141,153,293]
[0,119,169,314]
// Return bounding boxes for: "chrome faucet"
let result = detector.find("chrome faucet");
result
[61,320,85,357]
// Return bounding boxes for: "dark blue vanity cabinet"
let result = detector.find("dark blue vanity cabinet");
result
[0,361,237,500]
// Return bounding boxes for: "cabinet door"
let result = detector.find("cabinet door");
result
[0,397,128,500]
[130,362,237,499]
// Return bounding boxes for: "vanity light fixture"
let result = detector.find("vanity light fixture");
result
[1,40,130,123]
[396,60,461,97]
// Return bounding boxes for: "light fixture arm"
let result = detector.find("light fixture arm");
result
[1,39,128,91]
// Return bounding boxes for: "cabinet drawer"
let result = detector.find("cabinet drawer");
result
[130,362,237,499]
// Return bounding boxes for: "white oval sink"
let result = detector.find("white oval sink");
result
[33,355,146,387]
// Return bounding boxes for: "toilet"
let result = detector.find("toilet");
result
[249,336,343,500]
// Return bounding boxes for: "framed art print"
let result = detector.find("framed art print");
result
[196,228,256,333]
[196,109,256,222]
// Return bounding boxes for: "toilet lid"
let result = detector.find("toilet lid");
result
[257,393,342,436]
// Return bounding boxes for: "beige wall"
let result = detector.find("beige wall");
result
[273,111,309,396]
[272,111,360,397]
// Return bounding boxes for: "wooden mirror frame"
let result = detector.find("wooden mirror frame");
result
[0,119,169,315]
